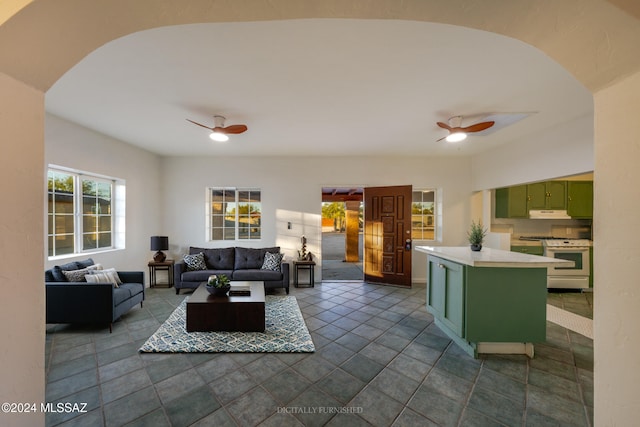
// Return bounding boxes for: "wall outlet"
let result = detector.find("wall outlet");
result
[566,227,572,235]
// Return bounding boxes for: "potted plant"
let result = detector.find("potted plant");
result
[205,274,231,296]
[467,220,487,251]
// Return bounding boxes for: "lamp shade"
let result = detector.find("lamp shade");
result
[150,236,169,251]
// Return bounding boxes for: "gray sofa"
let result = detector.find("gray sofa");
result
[45,258,145,332]
[174,246,289,295]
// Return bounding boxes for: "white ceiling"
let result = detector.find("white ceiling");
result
[45,19,593,157]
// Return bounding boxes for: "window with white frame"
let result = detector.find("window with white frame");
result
[412,189,437,240]
[47,167,121,257]
[208,188,261,241]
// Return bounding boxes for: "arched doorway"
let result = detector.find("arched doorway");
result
[2,2,640,424]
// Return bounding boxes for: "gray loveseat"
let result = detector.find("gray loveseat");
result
[45,258,145,332]
[174,246,289,295]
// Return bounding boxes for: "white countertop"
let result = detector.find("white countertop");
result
[415,246,574,268]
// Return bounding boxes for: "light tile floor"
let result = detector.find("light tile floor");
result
[45,282,594,426]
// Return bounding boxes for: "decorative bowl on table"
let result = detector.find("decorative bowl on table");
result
[206,284,231,296]
[205,274,231,296]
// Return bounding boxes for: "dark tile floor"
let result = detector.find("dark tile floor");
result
[45,282,593,426]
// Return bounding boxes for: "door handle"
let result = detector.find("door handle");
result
[405,239,412,250]
[438,263,445,269]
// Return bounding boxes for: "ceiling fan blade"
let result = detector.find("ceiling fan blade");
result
[462,121,495,133]
[222,124,248,134]
[186,119,214,131]
[436,121,452,131]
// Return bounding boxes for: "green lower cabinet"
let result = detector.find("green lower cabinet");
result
[426,256,548,358]
[427,256,464,336]
[464,267,547,343]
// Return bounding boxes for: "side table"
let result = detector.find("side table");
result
[148,259,174,288]
[293,260,316,288]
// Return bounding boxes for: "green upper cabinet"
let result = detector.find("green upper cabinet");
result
[567,181,593,219]
[527,181,567,210]
[495,185,528,218]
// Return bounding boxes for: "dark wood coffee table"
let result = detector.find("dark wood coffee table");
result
[186,281,265,332]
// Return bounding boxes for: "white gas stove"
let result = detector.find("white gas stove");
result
[542,239,591,289]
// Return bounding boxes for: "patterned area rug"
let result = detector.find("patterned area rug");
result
[139,296,315,353]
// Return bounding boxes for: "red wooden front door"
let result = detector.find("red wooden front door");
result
[363,185,412,287]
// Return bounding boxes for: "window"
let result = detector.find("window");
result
[48,167,120,257]
[412,189,437,240]
[208,188,261,240]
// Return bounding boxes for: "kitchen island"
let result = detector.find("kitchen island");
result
[415,246,573,358]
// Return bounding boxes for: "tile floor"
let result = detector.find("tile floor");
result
[45,282,593,426]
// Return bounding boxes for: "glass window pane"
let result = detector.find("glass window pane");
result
[98,199,111,215]
[238,222,248,239]
[55,215,74,234]
[48,236,54,257]
[211,201,224,215]
[82,180,97,196]
[97,182,111,199]
[225,202,236,216]
[211,228,224,240]
[99,216,112,231]
[56,234,74,255]
[238,190,249,201]
[211,189,224,202]
[224,228,235,240]
[83,215,96,232]
[98,232,112,248]
[83,233,97,250]
[55,194,74,213]
[83,196,96,214]
[211,215,225,228]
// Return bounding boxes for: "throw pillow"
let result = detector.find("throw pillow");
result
[85,271,120,288]
[261,252,284,271]
[184,252,207,271]
[87,268,122,285]
[76,258,95,268]
[61,266,94,282]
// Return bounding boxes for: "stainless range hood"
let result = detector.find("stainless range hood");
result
[529,210,572,219]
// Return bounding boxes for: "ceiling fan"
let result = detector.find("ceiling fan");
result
[436,115,495,143]
[186,115,248,142]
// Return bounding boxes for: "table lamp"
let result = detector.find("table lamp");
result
[150,236,169,262]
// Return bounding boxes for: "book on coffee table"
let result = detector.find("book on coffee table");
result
[228,286,251,296]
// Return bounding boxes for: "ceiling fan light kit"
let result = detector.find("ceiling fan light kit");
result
[209,131,229,142]
[446,132,467,143]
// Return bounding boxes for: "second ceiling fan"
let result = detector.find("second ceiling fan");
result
[187,115,248,142]
[436,115,495,142]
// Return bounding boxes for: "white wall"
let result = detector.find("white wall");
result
[471,114,594,191]
[45,114,162,279]
[161,155,473,283]
[0,72,45,426]
[593,70,640,424]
